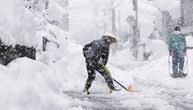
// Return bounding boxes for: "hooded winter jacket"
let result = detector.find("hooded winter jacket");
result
[168,31,186,53]
[83,39,109,65]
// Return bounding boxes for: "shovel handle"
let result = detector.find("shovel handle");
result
[102,64,128,91]
[113,78,128,91]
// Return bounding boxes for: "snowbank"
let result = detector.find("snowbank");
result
[145,39,168,59]
[0,58,74,110]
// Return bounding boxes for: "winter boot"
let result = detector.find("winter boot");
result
[179,73,187,78]
[83,85,90,95]
[182,73,187,77]
[171,73,178,78]
[178,71,187,78]
[83,88,90,95]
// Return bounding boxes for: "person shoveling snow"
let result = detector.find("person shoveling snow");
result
[82,33,120,94]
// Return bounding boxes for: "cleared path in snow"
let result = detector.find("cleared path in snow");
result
[133,76,193,110]
[62,52,193,110]
[129,53,193,110]
[63,91,129,110]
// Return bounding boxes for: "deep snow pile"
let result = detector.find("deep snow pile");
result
[0,38,88,110]
[0,58,72,110]
[0,0,74,109]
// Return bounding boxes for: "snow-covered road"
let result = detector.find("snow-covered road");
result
[132,77,193,110]
[64,79,193,110]
[65,51,193,110]
[63,91,129,110]
[127,52,193,110]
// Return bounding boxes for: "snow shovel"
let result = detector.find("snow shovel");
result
[168,54,188,78]
[101,64,132,92]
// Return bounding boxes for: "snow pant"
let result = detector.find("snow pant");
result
[84,58,114,90]
[172,52,185,74]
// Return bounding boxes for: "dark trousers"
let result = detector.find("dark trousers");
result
[172,52,185,74]
[84,59,114,90]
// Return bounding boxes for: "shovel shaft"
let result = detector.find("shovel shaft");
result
[101,64,128,91]
[113,78,128,91]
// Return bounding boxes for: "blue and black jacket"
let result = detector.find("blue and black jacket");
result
[168,31,186,54]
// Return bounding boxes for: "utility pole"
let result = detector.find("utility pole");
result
[133,0,140,59]
[111,0,116,35]
[180,0,184,27]
[112,8,116,34]
[103,0,107,33]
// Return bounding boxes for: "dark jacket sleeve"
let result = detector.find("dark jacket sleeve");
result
[83,43,92,57]
[101,47,109,65]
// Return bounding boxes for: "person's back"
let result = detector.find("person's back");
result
[83,39,109,65]
[169,31,186,54]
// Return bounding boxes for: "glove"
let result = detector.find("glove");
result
[98,58,103,65]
